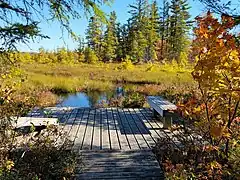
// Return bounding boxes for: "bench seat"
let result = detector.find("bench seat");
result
[11,117,59,128]
[147,96,177,116]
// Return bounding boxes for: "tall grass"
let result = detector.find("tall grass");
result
[20,63,195,95]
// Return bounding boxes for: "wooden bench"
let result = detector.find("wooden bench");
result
[147,96,177,128]
[11,117,59,135]
[12,117,59,128]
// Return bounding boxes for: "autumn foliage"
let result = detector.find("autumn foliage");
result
[192,12,240,153]
[155,12,240,179]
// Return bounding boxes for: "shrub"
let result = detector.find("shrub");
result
[122,92,145,108]
[154,13,240,180]
[84,48,99,64]
[118,55,134,70]
[178,51,189,68]
[0,65,79,180]
[1,126,78,180]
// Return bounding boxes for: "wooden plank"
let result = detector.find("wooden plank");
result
[119,108,140,150]
[106,108,120,150]
[73,109,89,151]
[71,109,85,151]
[126,109,150,149]
[133,109,158,144]
[109,108,122,150]
[129,108,156,148]
[55,109,75,146]
[82,109,95,150]
[141,108,181,147]
[141,108,164,129]
[92,109,101,150]
[90,109,96,149]
[138,109,163,139]
[112,108,131,150]
[63,110,78,138]
[75,108,89,150]
[59,109,79,148]
[101,108,110,150]
[68,109,84,148]
[81,109,92,150]
[105,108,112,150]
[100,108,103,149]
[76,150,163,180]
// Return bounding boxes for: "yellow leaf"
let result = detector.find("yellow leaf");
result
[193,106,201,113]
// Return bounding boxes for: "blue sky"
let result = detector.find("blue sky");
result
[19,0,206,52]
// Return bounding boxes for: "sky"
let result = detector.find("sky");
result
[18,0,207,52]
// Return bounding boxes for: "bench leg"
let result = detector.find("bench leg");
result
[153,109,158,117]
[163,114,173,129]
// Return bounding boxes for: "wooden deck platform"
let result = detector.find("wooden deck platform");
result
[28,107,169,179]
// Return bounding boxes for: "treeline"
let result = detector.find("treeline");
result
[12,0,192,65]
[84,0,192,64]
[9,48,84,64]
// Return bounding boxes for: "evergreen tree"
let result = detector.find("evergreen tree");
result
[159,0,170,60]
[116,23,131,61]
[86,16,103,59]
[168,0,191,62]
[127,0,149,62]
[103,11,119,62]
[146,0,160,61]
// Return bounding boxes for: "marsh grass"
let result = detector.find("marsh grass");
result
[20,63,195,97]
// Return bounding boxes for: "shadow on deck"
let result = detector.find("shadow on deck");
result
[28,107,168,179]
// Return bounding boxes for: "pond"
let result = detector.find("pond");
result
[57,87,125,107]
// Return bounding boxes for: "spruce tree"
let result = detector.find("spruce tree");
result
[103,11,119,62]
[128,0,149,62]
[116,23,129,61]
[86,16,103,59]
[146,0,160,61]
[168,0,191,62]
[159,0,170,60]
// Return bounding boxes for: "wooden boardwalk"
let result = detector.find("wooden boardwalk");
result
[28,107,168,179]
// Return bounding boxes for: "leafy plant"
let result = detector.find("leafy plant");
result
[84,47,99,64]
[0,65,78,180]
[119,55,134,70]
[122,92,145,108]
[154,12,240,180]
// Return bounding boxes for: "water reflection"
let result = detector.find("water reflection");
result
[57,87,125,107]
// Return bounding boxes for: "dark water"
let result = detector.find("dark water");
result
[57,87,125,107]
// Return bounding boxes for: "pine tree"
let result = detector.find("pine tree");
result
[86,15,103,59]
[168,0,191,62]
[103,11,119,62]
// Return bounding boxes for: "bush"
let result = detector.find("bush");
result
[0,126,78,180]
[154,124,240,179]
[117,55,134,70]
[122,92,145,108]
[178,51,189,68]
[0,66,79,180]
[84,48,99,64]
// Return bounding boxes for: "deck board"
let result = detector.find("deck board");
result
[32,107,171,151]
[30,107,169,179]
[77,150,164,180]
